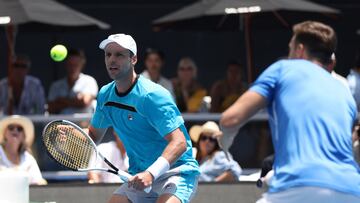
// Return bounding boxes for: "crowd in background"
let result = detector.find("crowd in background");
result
[1,44,360,185]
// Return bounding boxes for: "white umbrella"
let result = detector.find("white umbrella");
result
[0,0,110,114]
[153,0,339,82]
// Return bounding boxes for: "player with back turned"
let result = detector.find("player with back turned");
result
[88,33,199,203]
[218,21,360,202]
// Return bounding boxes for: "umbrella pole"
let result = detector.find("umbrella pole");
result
[5,24,16,115]
[244,14,253,84]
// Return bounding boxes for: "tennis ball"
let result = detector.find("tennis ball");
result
[50,44,68,62]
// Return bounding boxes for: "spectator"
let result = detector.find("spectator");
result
[48,48,98,114]
[352,120,360,166]
[88,131,129,183]
[0,54,46,115]
[141,48,174,97]
[0,115,46,185]
[172,57,207,112]
[210,60,247,113]
[347,51,360,110]
[192,121,242,182]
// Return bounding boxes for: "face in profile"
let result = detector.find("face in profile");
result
[288,36,298,59]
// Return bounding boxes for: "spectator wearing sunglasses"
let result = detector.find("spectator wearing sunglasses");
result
[0,54,46,115]
[190,121,242,182]
[0,115,46,185]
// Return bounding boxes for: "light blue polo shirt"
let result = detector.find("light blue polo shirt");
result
[250,59,360,196]
[91,75,199,175]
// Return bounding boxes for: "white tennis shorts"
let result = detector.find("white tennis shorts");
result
[114,172,198,203]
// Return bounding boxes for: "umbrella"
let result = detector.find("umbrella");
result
[0,0,110,114]
[152,0,339,83]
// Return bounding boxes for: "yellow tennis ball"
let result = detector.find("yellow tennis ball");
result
[50,44,68,62]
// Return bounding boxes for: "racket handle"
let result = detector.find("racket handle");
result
[117,171,152,193]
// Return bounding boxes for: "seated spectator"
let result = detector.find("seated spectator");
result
[352,120,360,166]
[0,115,46,185]
[172,57,207,112]
[192,121,242,182]
[48,48,98,114]
[0,54,46,115]
[88,131,129,183]
[210,60,247,113]
[347,51,360,109]
[141,48,174,96]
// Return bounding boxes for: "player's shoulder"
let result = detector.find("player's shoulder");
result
[98,81,115,95]
[139,75,170,93]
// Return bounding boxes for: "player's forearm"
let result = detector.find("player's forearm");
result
[146,128,187,180]
[220,91,266,128]
[161,130,187,164]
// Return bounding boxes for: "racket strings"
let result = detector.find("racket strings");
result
[43,122,95,170]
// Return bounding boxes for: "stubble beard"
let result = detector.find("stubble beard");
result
[109,64,133,81]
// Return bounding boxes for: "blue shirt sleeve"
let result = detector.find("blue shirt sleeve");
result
[250,60,283,103]
[142,90,184,137]
[90,94,111,129]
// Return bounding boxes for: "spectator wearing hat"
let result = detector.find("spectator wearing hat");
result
[0,54,46,115]
[190,121,242,182]
[0,115,46,185]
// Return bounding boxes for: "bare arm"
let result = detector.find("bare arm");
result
[47,93,95,114]
[87,125,108,144]
[215,171,237,182]
[161,128,187,164]
[220,90,267,128]
[128,128,187,190]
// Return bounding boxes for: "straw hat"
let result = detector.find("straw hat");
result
[189,121,220,143]
[0,115,35,146]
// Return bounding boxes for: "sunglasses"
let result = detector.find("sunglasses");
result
[200,136,217,142]
[179,66,193,71]
[12,63,29,69]
[7,124,24,132]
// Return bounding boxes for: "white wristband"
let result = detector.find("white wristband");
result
[146,157,170,180]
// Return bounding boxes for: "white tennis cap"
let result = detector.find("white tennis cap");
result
[99,33,137,56]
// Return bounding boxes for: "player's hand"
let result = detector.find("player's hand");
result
[128,171,153,191]
[218,125,239,151]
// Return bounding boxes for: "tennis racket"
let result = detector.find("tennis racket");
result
[42,119,151,193]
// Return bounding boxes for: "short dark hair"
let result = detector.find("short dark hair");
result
[144,48,165,61]
[293,21,337,65]
[67,48,86,60]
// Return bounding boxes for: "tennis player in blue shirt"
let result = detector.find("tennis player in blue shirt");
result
[88,33,199,203]
[219,21,360,202]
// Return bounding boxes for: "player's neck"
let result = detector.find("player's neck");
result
[115,72,137,93]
